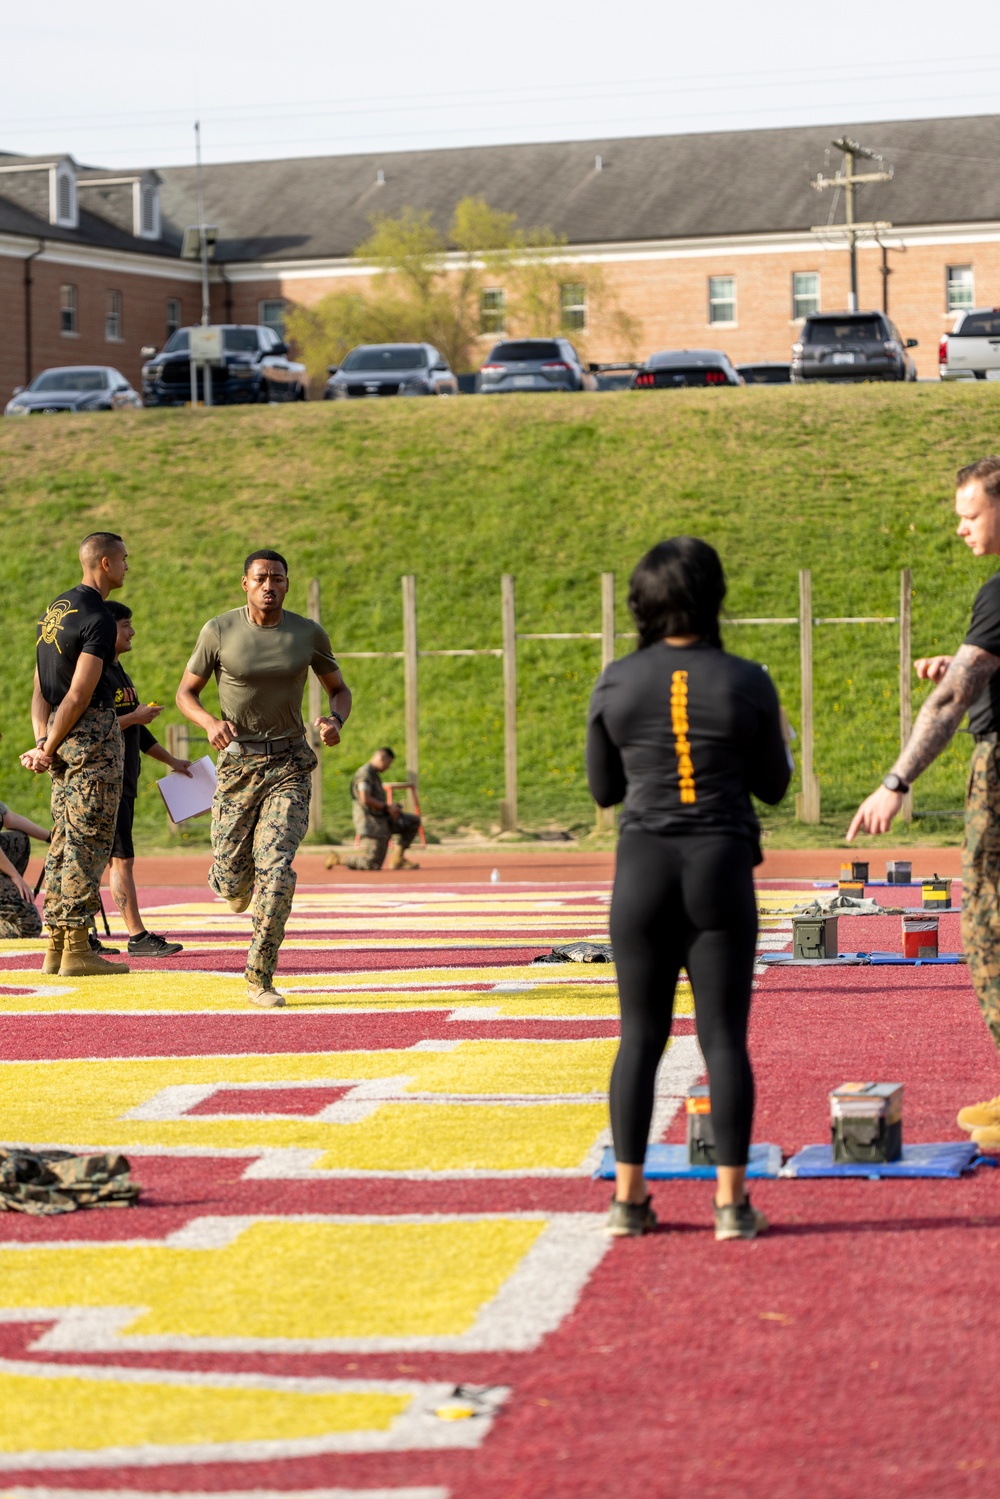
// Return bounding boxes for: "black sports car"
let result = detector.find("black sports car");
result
[5,366,142,415]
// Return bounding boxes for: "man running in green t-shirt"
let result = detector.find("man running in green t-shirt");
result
[176,550,351,1007]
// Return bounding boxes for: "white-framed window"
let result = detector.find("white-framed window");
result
[792,271,820,321]
[946,265,974,313]
[560,282,587,332]
[708,275,737,325]
[59,284,77,336]
[480,287,506,335]
[166,297,181,338]
[105,290,123,342]
[259,298,287,337]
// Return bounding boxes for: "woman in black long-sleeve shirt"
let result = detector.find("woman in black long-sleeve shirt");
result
[587,537,791,1241]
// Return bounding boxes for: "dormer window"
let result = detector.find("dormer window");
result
[52,165,77,228]
[137,180,160,239]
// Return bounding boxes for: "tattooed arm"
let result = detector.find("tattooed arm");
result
[847,643,1000,840]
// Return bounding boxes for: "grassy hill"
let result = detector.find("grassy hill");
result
[1,384,996,850]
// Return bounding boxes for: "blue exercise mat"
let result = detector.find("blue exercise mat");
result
[761,951,963,966]
[783,1141,994,1179]
[595,1142,783,1181]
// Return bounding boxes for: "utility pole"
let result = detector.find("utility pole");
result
[812,137,893,311]
[194,121,211,327]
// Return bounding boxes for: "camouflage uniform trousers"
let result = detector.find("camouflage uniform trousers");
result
[43,705,122,931]
[340,805,421,870]
[0,828,43,939]
[961,739,1000,1052]
[208,739,317,988]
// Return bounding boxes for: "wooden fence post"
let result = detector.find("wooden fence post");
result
[307,578,324,834]
[402,575,419,811]
[163,723,190,833]
[899,567,913,824]
[597,571,616,832]
[501,573,518,832]
[797,568,821,823]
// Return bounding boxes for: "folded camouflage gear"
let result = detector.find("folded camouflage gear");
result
[532,941,614,964]
[0,1147,140,1215]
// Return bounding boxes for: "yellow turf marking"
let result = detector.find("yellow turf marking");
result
[0,1370,406,1452]
[0,1042,619,1168]
[0,1219,543,1341]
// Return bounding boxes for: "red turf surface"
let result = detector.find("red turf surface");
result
[4,877,999,1497]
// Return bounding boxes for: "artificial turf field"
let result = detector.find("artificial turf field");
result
[0,867,998,1497]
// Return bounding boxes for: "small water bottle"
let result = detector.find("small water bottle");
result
[490,868,500,884]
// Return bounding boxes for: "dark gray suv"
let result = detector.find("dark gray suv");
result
[478,338,597,394]
[792,311,918,383]
[324,344,458,398]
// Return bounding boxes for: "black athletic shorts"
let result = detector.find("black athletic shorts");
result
[111,794,135,861]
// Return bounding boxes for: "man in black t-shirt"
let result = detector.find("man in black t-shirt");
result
[20,532,130,977]
[848,456,1000,1140]
[99,601,192,959]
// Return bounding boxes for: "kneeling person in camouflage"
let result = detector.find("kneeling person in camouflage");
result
[0,800,49,939]
[176,550,351,1008]
[328,747,421,871]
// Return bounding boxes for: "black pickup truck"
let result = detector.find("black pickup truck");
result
[141,325,308,406]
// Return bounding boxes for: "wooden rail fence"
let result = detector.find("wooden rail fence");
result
[163,568,915,831]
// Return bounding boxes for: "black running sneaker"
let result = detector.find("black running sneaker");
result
[605,1195,657,1237]
[127,931,184,958]
[88,931,120,955]
[714,1195,769,1242]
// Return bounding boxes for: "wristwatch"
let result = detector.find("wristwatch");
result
[882,772,910,794]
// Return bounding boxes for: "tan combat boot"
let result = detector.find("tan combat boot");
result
[41,927,66,975]
[957,1094,1000,1132]
[58,926,130,977]
[387,849,420,871]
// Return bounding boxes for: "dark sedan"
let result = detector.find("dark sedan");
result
[478,338,597,394]
[141,325,308,406]
[737,361,792,385]
[324,344,458,398]
[631,349,743,388]
[5,366,142,415]
[791,311,918,383]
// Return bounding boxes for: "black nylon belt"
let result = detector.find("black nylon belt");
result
[229,732,306,758]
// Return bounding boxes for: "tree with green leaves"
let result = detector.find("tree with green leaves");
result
[286,197,639,377]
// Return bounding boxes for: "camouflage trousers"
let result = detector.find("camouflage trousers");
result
[44,705,122,931]
[961,739,1000,1052]
[0,828,43,939]
[340,808,421,870]
[209,739,317,988]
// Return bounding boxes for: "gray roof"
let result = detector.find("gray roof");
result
[156,113,1000,263]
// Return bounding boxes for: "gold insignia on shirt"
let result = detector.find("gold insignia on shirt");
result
[670,669,697,805]
[38,599,78,655]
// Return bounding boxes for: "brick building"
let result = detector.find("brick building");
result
[3,114,1000,399]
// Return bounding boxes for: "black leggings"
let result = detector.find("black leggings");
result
[609,828,758,1168]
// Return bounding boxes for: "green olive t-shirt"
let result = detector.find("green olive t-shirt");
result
[186,607,339,743]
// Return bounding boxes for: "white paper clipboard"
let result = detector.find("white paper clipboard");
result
[156,754,217,822]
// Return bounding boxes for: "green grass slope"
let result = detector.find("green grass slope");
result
[0,385,996,849]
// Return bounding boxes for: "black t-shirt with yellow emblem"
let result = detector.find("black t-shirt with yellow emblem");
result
[36,584,117,709]
[106,660,157,800]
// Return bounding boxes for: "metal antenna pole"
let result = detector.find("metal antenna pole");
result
[195,121,210,327]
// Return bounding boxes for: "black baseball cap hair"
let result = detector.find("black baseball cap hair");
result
[106,600,133,622]
[628,536,726,650]
[244,548,288,575]
[378,746,396,759]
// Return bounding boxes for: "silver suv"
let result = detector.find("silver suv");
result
[792,311,918,382]
[478,338,597,394]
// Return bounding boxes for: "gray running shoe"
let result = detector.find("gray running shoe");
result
[88,931,120,955]
[127,931,183,958]
[605,1195,657,1237]
[714,1196,769,1242]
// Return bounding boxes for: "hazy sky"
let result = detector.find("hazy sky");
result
[4,1,1000,169]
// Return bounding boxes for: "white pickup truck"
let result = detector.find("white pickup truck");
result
[939,308,1000,380]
